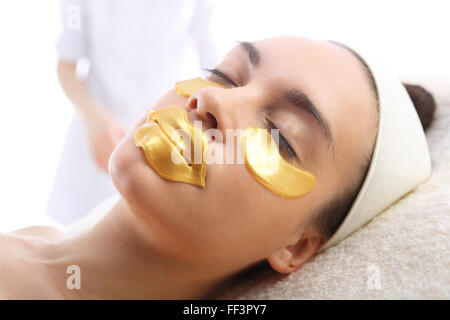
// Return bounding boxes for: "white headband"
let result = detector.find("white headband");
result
[320,44,432,252]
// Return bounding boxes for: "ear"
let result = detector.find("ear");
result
[267,236,324,274]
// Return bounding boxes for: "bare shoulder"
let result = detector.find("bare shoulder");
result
[0,229,65,299]
[0,233,32,299]
[10,226,66,242]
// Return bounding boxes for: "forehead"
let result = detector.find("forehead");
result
[224,36,376,122]
[250,36,375,113]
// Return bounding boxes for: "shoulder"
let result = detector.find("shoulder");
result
[0,233,32,299]
[0,229,65,299]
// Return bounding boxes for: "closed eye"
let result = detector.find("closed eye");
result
[264,118,297,161]
[204,68,238,87]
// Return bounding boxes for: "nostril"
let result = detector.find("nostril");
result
[207,112,217,129]
[187,95,218,130]
[188,96,198,110]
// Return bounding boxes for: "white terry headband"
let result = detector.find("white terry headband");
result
[319,44,432,252]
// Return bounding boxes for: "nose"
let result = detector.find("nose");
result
[186,86,258,141]
[187,94,218,131]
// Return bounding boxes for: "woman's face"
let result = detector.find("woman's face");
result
[110,36,378,276]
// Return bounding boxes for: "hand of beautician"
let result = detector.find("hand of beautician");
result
[83,106,125,173]
[57,60,125,173]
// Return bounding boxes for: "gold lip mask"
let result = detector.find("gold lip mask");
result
[135,77,315,197]
[134,78,223,188]
[242,127,316,198]
[135,107,208,187]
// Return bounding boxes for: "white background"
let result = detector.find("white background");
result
[0,0,448,231]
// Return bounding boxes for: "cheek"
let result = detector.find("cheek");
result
[190,160,313,264]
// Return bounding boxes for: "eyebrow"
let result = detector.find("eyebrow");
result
[284,89,335,156]
[239,41,260,66]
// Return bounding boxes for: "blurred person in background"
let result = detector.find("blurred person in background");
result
[48,0,219,225]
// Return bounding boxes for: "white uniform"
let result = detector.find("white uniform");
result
[48,0,219,225]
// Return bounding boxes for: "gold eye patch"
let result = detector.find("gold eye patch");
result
[242,127,316,198]
[174,77,225,97]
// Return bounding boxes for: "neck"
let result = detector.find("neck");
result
[43,199,225,299]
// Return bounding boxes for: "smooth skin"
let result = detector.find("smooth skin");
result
[0,36,378,299]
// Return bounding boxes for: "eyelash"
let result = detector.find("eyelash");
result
[264,118,297,161]
[204,68,238,87]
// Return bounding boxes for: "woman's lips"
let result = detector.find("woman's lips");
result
[135,107,208,187]
[152,120,192,165]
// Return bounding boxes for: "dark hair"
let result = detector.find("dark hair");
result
[313,45,437,241]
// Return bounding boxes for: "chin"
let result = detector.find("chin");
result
[108,129,193,222]
[109,129,156,210]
